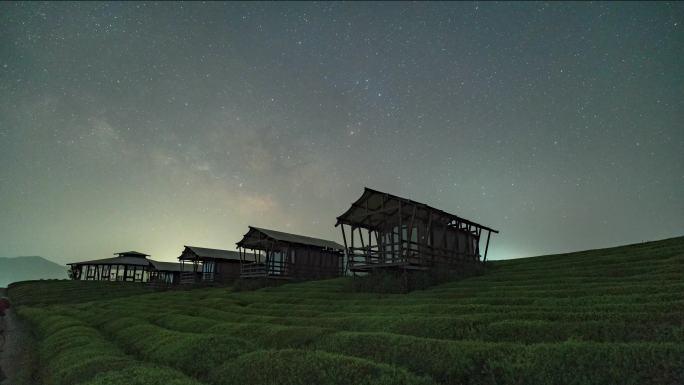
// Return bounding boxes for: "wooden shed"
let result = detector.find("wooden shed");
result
[68,251,182,284]
[149,260,182,285]
[178,246,255,285]
[336,188,498,275]
[236,226,344,280]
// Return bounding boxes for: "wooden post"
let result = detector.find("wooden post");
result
[483,230,491,263]
[406,205,417,264]
[455,223,461,263]
[358,227,367,263]
[340,224,349,274]
[374,230,382,263]
[367,228,373,263]
[390,227,395,264]
[350,225,355,263]
[398,201,403,264]
[266,249,271,276]
[424,211,432,267]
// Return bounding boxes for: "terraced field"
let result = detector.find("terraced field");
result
[9,236,684,385]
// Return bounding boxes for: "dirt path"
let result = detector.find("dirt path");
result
[0,287,32,384]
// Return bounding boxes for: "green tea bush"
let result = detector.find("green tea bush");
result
[18,308,138,385]
[314,332,684,385]
[153,313,221,331]
[79,365,203,385]
[101,318,257,379]
[208,349,436,385]
[314,331,514,385]
[206,322,335,348]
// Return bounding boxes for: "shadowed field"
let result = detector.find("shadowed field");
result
[9,236,684,385]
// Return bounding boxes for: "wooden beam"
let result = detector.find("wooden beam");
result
[424,212,432,266]
[405,205,417,260]
[358,227,367,263]
[340,224,349,274]
[367,228,373,264]
[347,202,401,221]
[398,200,403,263]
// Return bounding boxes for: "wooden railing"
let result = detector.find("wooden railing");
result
[242,260,288,275]
[347,243,481,269]
[347,246,419,266]
[180,271,198,285]
[242,261,344,278]
[241,263,269,277]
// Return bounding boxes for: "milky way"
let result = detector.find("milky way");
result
[1,2,682,263]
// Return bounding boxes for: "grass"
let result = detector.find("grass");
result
[209,349,434,385]
[8,280,150,307]
[10,236,684,385]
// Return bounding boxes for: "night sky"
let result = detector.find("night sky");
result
[1,2,682,265]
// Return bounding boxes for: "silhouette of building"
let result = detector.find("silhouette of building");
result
[237,226,344,280]
[178,246,254,285]
[67,251,181,284]
[336,188,498,275]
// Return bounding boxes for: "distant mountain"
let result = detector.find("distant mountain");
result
[0,256,67,287]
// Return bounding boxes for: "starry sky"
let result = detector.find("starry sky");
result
[1,2,682,265]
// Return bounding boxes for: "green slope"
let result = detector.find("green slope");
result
[10,236,684,385]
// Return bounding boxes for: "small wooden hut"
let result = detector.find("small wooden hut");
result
[67,251,182,284]
[336,188,498,275]
[149,261,182,284]
[236,226,344,280]
[178,246,254,285]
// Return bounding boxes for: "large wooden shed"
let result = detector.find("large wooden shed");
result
[148,260,182,285]
[178,246,255,285]
[236,226,344,280]
[336,188,498,275]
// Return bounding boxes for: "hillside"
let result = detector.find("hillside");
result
[8,236,684,385]
[0,256,67,287]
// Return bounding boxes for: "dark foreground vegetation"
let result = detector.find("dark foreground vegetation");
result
[8,236,684,385]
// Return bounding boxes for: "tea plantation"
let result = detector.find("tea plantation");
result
[9,236,684,385]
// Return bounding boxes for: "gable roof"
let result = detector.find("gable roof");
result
[67,256,151,267]
[336,187,498,234]
[67,256,179,271]
[181,246,254,262]
[237,226,344,251]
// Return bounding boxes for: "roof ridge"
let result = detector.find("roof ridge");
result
[244,226,344,250]
[251,226,338,242]
[337,187,498,233]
